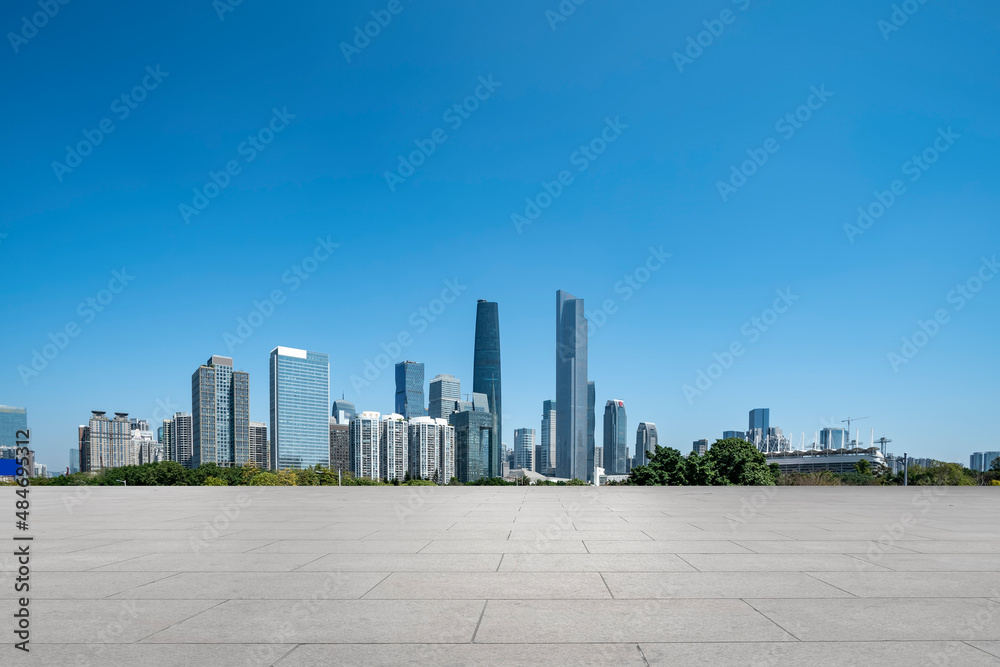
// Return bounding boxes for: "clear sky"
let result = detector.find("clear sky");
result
[3,0,998,471]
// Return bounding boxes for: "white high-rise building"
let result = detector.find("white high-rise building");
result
[428,374,462,419]
[514,428,535,470]
[350,411,380,479]
[130,430,159,466]
[409,417,444,482]
[438,418,455,483]
[380,414,408,482]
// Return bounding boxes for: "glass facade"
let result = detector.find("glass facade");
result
[270,347,330,470]
[556,290,589,482]
[819,427,847,450]
[429,374,461,419]
[603,400,627,474]
[587,381,596,480]
[0,406,28,449]
[635,422,658,466]
[473,300,502,448]
[514,427,535,470]
[748,408,770,448]
[331,399,357,425]
[451,409,498,483]
[540,399,556,472]
[395,361,426,419]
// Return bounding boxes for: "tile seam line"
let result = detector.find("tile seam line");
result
[739,597,803,642]
[130,598,231,644]
[470,599,489,643]
[799,571,859,598]
[269,643,302,667]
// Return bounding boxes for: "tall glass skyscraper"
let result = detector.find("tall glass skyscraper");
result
[450,409,498,483]
[395,361,426,419]
[603,400,627,475]
[635,422,658,466]
[514,427,535,470]
[555,290,589,481]
[429,374,461,419]
[473,300,502,447]
[192,355,250,467]
[748,408,770,449]
[269,346,330,470]
[539,399,556,472]
[587,381,596,480]
[0,405,28,449]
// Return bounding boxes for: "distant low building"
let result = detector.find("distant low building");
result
[692,439,708,456]
[767,447,886,474]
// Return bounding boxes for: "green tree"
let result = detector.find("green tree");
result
[991,458,1000,473]
[855,458,872,476]
[704,438,776,486]
[203,476,227,486]
[629,446,689,486]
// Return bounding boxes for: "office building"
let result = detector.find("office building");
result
[693,439,709,456]
[819,427,848,450]
[473,300,502,447]
[429,374,461,419]
[129,418,149,432]
[603,400,628,475]
[555,290,589,481]
[192,355,250,467]
[380,414,408,482]
[130,429,158,465]
[451,409,498,483]
[0,405,28,449]
[68,448,79,474]
[395,361,426,419]
[514,428,535,470]
[250,421,268,469]
[328,419,348,473]
[748,408,770,449]
[80,411,132,472]
[349,411,380,479]
[540,399,556,472]
[587,381,596,481]
[635,422,658,466]
[971,452,984,471]
[984,451,1000,472]
[172,412,193,468]
[270,347,330,470]
[723,430,747,441]
[331,398,357,425]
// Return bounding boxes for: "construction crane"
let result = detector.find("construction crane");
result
[874,436,893,456]
[842,416,869,443]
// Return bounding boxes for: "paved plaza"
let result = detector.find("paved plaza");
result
[5,486,1000,666]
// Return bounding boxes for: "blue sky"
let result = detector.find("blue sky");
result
[3,0,999,471]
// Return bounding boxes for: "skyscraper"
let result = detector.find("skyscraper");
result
[328,419,349,473]
[331,398,356,425]
[748,408,770,449]
[380,413,408,482]
[540,399,556,472]
[473,300,502,449]
[587,381,596,480]
[819,427,848,450]
[556,290,589,481]
[723,430,747,441]
[429,374,461,419]
[408,416,452,481]
[635,422,658,466]
[0,406,27,449]
[172,412,193,468]
[192,355,249,467]
[349,411,380,479]
[971,452,984,471]
[451,409,498,483]
[270,346,330,470]
[80,411,131,472]
[395,361,426,419]
[250,421,269,469]
[693,439,709,456]
[603,400,627,475]
[514,428,535,470]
